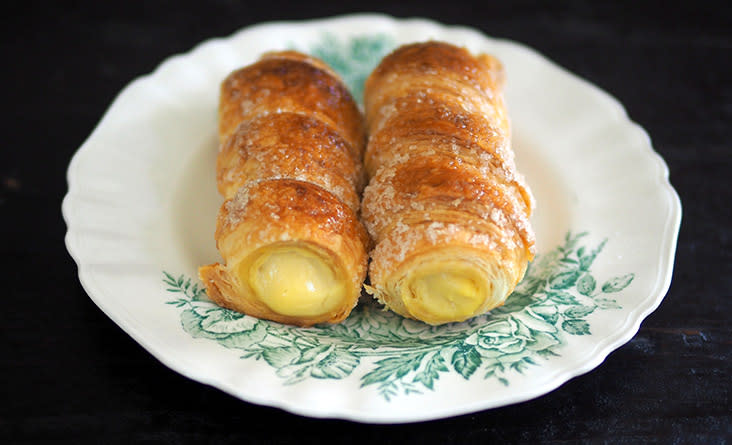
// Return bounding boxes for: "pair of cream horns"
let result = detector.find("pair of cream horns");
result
[198,42,535,327]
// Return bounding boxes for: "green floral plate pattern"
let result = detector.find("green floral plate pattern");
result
[63,15,681,422]
[165,232,632,401]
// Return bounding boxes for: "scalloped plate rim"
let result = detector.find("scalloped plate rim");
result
[62,13,682,423]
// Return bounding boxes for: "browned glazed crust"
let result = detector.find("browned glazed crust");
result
[361,41,535,324]
[219,53,365,153]
[217,112,365,211]
[199,51,370,327]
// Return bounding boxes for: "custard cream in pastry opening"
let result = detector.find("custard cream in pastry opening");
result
[377,249,511,325]
[232,242,347,318]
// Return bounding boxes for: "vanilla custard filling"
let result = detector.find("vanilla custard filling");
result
[401,261,489,325]
[246,245,345,317]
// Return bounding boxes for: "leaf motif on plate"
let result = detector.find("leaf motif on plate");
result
[164,229,631,400]
[161,35,634,401]
[451,344,483,380]
[562,319,592,336]
[601,273,635,293]
[576,273,596,296]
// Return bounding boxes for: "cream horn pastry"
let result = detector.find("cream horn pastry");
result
[361,42,536,325]
[199,51,370,327]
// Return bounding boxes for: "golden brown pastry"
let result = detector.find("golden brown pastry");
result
[361,42,536,325]
[199,51,370,327]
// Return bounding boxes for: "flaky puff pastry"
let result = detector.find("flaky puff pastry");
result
[362,42,536,325]
[199,51,370,327]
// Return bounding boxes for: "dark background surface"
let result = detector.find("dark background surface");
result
[2,1,730,443]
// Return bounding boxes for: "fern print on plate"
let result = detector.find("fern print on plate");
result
[65,16,678,421]
[165,232,633,400]
[302,33,394,104]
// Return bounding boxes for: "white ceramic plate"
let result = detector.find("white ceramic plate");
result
[62,14,681,423]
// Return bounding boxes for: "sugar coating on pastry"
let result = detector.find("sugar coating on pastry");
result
[199,52,370,327]
[362,41,535,325]
[217,112,364,211]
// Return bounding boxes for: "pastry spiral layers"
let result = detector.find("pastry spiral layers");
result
[361,42,536,325]
[199,51,370,327]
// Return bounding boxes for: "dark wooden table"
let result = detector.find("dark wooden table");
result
[2,2,730,443]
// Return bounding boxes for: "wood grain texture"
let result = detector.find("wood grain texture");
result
[2,1,729,442]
